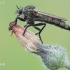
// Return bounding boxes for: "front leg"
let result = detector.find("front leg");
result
[9,17,18,30]
[14,17,18,25]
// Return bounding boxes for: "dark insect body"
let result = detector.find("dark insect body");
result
[13,5,70,43]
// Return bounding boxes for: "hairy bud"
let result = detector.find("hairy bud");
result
[8,22,70,70]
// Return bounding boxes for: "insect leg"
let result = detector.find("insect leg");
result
[14,17,18,24]
[39,23,46,34]
[39,33,43,43]
[33,23,46,43]
[23,23,41,35]
[33,26,41,31]
[23,24,31,35]
[33,23,46,35]
[24,24,29,27]
[31,26,43,43]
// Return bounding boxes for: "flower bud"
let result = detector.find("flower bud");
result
[8,22,70,70]
[8,22,41,52]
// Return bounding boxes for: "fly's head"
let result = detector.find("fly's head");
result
[16,5,36,19]
[16,6,25,21]
[15,5,38,23]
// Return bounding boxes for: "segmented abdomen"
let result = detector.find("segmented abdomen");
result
[34,16,70,31]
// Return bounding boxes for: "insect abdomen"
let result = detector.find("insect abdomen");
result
[46,17,70,30]
[34,16,70,31]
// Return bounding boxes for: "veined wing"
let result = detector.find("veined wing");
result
[35,11,67,21]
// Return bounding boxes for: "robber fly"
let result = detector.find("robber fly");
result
[13,5,70,43]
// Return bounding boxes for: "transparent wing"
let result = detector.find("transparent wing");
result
[35,11,67,21]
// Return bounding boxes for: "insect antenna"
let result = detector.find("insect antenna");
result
[16,5,19,9]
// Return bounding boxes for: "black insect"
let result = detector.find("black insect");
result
[14,5,70,43]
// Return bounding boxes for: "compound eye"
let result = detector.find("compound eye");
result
[18,7,23,14]
[19,10,22,14]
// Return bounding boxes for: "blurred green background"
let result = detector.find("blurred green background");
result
[0,0,70,70]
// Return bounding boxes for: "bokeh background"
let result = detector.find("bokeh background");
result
[0,0,70,70]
